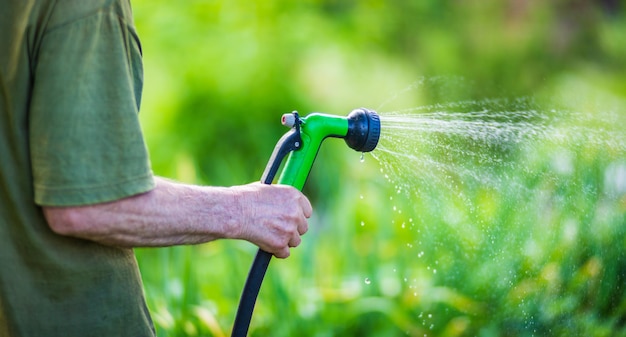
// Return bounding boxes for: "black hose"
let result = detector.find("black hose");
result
[231,249,272,337]
[230,129,302,337]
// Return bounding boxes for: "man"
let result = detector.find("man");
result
[0,0,312,336]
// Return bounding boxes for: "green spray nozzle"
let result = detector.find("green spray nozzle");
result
[275,108,381,189]
[232,108,380,337]
[281,108,380,152]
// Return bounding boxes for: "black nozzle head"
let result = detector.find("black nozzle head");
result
[345,108,381,152]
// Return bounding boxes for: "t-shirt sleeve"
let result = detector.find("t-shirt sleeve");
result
[29,5,155,206]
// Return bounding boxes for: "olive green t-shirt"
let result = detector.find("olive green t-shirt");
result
[0,0,156,336]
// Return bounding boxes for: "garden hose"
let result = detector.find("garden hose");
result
[230,108,381,337]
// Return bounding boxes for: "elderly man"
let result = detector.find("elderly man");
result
[0,0,312,335]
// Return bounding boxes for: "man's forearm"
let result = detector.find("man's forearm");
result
[42,177,312,257]
[43,177,239,246]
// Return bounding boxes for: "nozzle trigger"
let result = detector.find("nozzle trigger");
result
[260,112,303,184]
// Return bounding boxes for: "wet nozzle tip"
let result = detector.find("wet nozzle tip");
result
[345,108,380,152]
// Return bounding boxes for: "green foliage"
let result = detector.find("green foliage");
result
[132,1,626,336]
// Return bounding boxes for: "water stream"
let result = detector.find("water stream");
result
[352,82,626,335]
[372,95,625,201]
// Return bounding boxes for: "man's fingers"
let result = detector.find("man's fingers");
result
[296,215,308,236]
[300,194,313,219]
[274,247,291,259]
[297,192,311,236]
[289,234,302,247]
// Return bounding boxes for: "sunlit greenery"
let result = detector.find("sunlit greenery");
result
[132,1,626,336]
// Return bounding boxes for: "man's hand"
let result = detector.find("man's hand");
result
[229,183,312,258]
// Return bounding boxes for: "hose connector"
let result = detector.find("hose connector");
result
[345,108,381,152]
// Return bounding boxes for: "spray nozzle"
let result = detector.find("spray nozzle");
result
[233,108,382,336]
[345,108,381,152]
[268,108,381,189]
[281,108,381,153]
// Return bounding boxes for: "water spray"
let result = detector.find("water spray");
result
[231,108,381,336]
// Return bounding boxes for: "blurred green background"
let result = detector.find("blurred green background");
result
[131,1,626,336]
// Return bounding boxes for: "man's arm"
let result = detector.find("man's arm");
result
[43,177,312,258]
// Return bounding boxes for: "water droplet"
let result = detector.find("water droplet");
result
[360,221,365,227]
[360,152,365,163]
[364,278,371,285]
